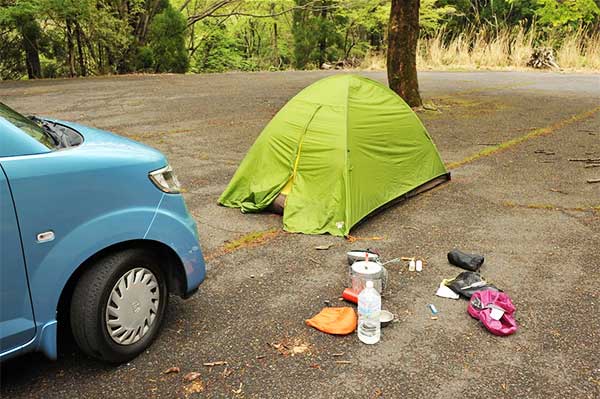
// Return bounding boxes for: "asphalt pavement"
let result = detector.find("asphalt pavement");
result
[0,70,599,398]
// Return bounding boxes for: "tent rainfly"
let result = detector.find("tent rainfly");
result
[219,74,450,236]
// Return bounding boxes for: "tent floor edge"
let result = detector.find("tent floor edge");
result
[404,172,451,200]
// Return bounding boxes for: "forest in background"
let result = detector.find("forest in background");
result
[1,0,599,80]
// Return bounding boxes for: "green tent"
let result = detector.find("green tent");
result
[219,74,449,236]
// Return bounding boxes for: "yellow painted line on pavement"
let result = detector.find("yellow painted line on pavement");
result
[502,201,600,214]
[446,106,600,170]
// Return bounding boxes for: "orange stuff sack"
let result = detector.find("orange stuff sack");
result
[305,307,357,335]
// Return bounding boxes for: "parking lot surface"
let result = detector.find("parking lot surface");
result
[1,70,599,398]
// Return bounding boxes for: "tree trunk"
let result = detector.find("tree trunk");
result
[23,36,42,79]
[97,44,104,73]
[66,18,76,77]
[271,2,280,67]
[317,1,328,67]
[75,22,87,76]
[106,46,115,73]
[20,16,42,79]
[387,0,422,107]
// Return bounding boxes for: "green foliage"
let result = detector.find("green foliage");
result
[420,0,456,35]
[39,55,61,78]
[1,0,599,79]
[0,0,43,78]
[146,5,189,72]
[186,0,294,72]
[135,46,156,71]
[534,0,600,28]
[0,29,27,80]
[292,0,342,68]
[335,0,389,58]
[191,22,249,72]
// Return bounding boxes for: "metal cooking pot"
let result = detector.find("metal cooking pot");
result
[346,250,380,265]
[350,260,386,294]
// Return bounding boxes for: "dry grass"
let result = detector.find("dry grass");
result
[361,51,387,70]
[361,26,600,72]
[204,228,282,261]
[553,29,600,70]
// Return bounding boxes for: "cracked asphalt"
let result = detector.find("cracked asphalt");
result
[0,70,599,398]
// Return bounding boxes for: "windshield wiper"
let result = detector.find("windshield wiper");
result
[29,116,64,148]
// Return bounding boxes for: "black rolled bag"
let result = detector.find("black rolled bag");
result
[447,249,485,272]
[446,271,499,299]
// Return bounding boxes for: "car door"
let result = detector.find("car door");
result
[0,164,36,354]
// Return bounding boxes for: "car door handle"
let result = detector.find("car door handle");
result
[36,231,55,243]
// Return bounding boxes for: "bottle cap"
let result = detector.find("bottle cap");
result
[366,280,374,288]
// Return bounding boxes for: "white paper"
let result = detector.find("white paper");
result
[490,307,505,320]
[435,283,460,299]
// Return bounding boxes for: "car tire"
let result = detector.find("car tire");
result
[70,248,169,363]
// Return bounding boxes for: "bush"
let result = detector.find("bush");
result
[191,22,262,73]
[147,6,189,73]
[135,46,155,72]
[40,56,63,78]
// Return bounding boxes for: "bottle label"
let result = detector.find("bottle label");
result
[358,306,368,314]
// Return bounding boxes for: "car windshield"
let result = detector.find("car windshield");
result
[0,102,54,149]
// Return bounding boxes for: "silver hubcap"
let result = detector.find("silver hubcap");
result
[105,267,160,345]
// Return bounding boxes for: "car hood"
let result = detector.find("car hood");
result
[48,119,166,167]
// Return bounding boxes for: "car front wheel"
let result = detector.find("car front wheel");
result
[70,248,169,363]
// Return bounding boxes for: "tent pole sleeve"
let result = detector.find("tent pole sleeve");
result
[288,105,322,188]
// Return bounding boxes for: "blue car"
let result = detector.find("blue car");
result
[0,102,206,363]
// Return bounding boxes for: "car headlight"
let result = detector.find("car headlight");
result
[149,165,181,193]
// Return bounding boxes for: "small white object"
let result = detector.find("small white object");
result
[489,306,505,321]
[36,231,55,243]
[415,259,423,272]
[408,259,416,272]
[435,283,460,299]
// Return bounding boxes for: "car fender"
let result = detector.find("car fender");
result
[28,200,204,360]
[28,207,157,329]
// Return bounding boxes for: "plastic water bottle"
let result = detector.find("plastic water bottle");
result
[357,280,381,344]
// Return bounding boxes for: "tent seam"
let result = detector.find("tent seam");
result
[282,104,322,226]
[344,76,351,235]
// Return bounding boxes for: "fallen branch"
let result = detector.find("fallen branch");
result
[569,158,600,162]
[585,164,600,168]
[587,179,600,184]
[203,361,228,367]
[346,235,384,243]
[400,225,420,231]
[549,188,568,194]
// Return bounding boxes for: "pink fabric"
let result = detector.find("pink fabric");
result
[468,290,518,336]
